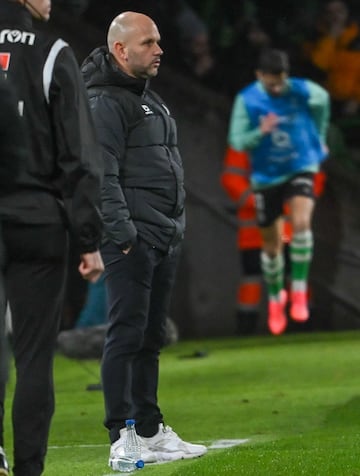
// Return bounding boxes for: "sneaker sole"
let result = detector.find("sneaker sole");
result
[155,449,207,462]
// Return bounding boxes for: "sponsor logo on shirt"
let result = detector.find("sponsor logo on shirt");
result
[0,29,35,46]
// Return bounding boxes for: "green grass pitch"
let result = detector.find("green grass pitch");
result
[4,330,360,475]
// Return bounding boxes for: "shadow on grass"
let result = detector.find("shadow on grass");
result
[168,330,360,357]
[324,395,360,428]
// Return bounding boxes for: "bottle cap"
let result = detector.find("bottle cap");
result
[125,418,135,425]
[135,459,145,469]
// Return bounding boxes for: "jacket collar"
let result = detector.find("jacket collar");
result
[108,53,148,95]
[82,46,149,96]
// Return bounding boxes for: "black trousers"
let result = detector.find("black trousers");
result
[101,238,180,443]
[1,223,68,476]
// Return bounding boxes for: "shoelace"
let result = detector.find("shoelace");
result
[161,425,181,441]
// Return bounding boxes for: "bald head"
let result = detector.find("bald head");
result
[107,12,159,53]
[107,11,163,79]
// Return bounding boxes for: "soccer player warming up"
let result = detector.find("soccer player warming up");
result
[227,49,330,335]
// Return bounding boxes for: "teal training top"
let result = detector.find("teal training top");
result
[227,78,330,189]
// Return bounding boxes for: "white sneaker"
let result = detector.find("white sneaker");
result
[139,423,207,462]
[109,427,157,466]
[0,446,9,476]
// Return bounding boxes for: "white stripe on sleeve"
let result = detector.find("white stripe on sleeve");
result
[43,39,68,104]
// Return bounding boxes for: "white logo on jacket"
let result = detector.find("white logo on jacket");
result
[141,104,154,115]
[0,29,35,45]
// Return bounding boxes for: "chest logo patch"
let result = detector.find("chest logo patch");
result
[141,104,154,115]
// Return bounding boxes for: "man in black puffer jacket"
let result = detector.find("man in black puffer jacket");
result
[82,11,207,467]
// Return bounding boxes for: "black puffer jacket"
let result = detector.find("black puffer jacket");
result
[81,47,185,252]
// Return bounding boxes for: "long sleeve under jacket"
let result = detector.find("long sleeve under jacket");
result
[0,1,103,253]
[81,47,185,253]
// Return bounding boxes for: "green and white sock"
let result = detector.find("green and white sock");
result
[290,230,313,293]
[261,252,284,301]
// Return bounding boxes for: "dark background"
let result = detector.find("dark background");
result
[48,1,360,338]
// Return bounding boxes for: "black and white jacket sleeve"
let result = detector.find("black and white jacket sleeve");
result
[48,44,103,253]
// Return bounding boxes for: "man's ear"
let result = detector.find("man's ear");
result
[113,42,127,62]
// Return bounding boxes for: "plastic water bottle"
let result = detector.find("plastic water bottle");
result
[110,456,144,473]
[125,419,142,462]
[111,419,144,472]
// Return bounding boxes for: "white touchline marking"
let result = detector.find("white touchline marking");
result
[49,444,107,449]
[49,439,250,450]
[209,439,249,449]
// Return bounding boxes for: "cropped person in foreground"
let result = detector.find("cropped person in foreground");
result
[0,0,104,474]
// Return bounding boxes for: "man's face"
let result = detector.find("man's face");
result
[121,22,163,79]
[256,71,288,96]
[24,0,51,21]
